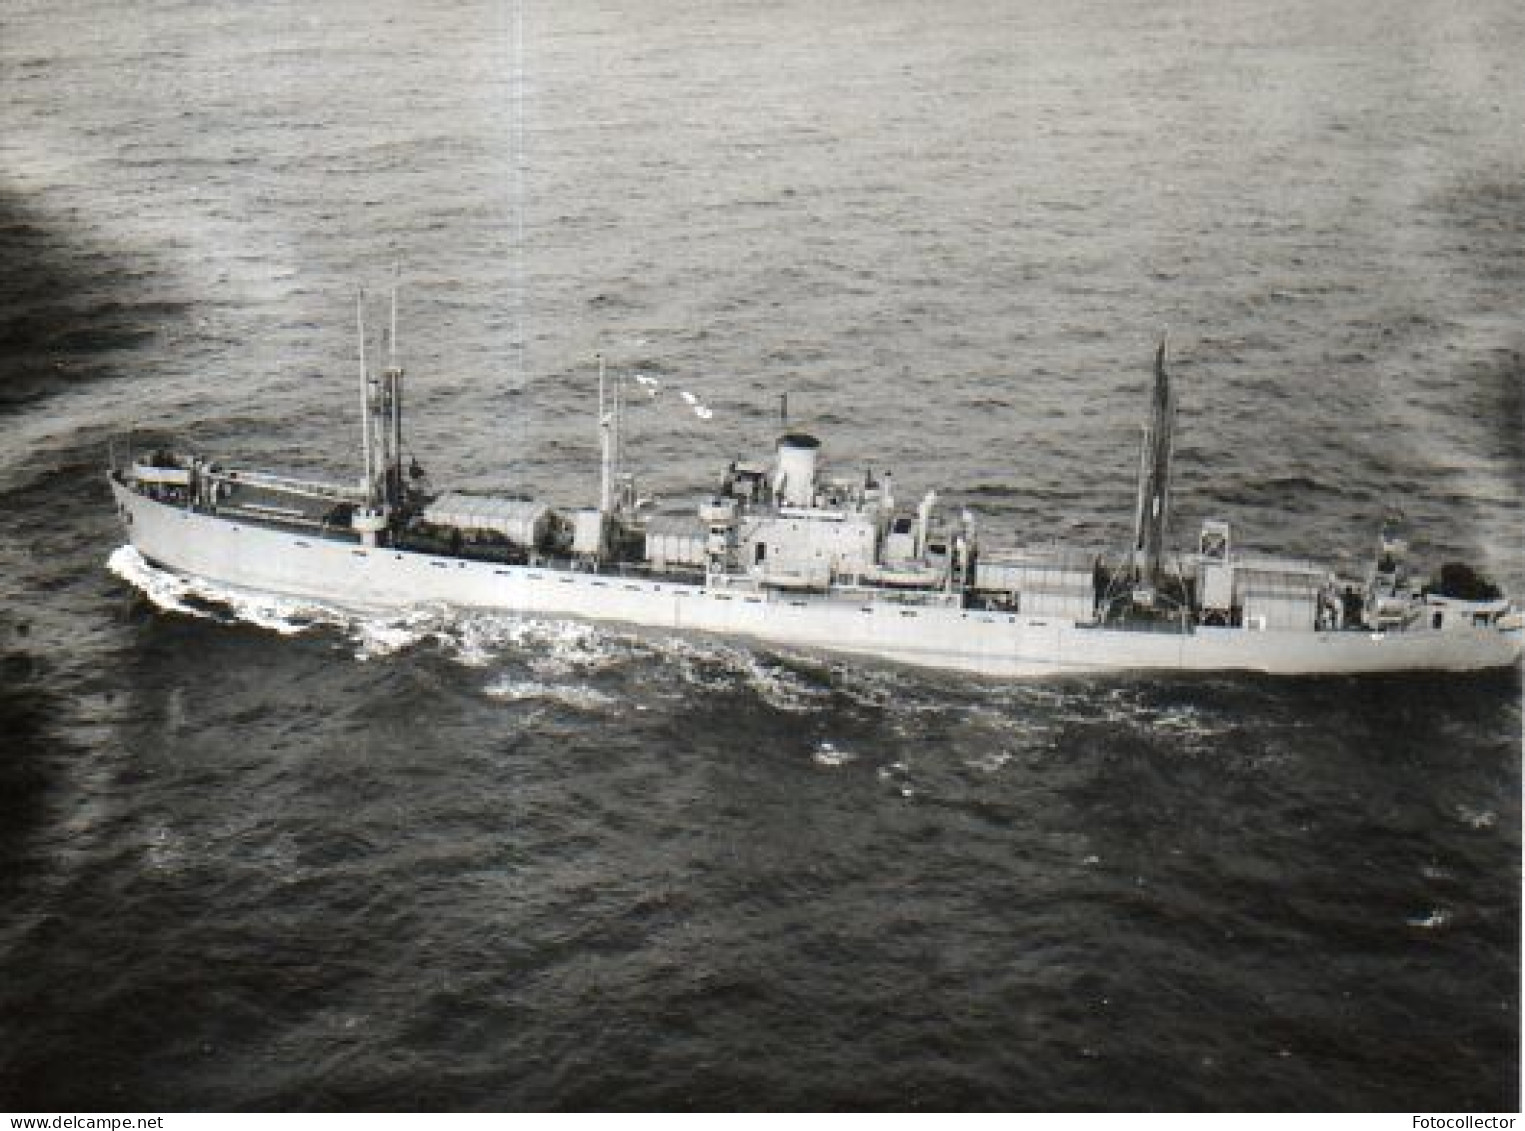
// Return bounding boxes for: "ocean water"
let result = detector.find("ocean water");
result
[1,0,1520,1111]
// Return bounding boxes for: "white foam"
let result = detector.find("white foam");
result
[108,545,351,637]
[965,750,1013,774]
[443,613,622,671]
[812,740,856,767]
[645,635,830,712]
[108,547,626,669]
[352,608,452,660]
[876,760,915,796]
[1453,804,1496,830]
[1147,703,1234,739]
[482,676,616,711]
[739,654,831,713]
[1406,909,1449,930]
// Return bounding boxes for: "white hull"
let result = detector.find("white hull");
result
[112,480,1523,677]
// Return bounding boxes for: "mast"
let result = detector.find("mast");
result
[384,268,405,506]
[597,353,613,515]
[389,265,399,367]
[1131,335,1176,584]
[613,356,624,503]
[357,290,374,507]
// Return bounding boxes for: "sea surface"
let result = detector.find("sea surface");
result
[1,0,1521,1112]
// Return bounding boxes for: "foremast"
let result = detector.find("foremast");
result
[355,280,412,545]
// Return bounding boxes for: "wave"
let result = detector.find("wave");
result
[812,740,857,767]
[108,544,357,639]
[481,676,618,712]
[107,545,643,666]
[106,546,883,713]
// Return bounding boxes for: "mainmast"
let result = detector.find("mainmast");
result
[355,280,409,542]
[1131,336,1176,585]
[357,290,374,508]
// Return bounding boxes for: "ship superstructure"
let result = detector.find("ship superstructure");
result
[107,297,1522,676]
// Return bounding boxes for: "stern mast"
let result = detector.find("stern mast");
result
[1131,335,1176,587]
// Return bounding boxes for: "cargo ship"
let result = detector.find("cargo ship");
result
[107,294,1522,676]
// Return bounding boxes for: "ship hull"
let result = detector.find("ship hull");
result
[112,479,1523,677]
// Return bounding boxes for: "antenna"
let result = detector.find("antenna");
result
[779,392,788,428]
